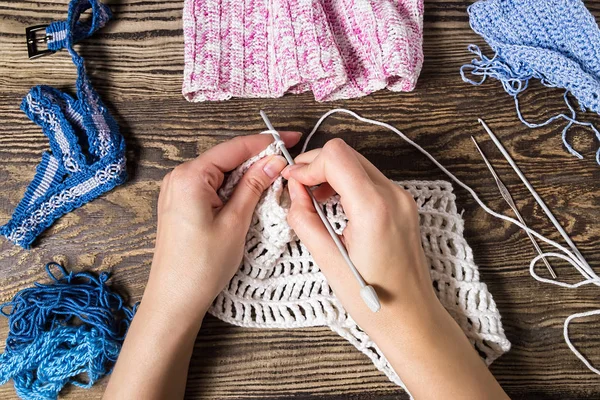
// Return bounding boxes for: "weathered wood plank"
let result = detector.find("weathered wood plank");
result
[1,0,600,399]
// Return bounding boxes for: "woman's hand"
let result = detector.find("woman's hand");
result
[104,132,300,400]
[283,138,508,400]
[146,131,300,322]
[283,138,436,327]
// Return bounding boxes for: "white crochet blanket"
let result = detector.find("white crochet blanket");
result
[214,144,511,389]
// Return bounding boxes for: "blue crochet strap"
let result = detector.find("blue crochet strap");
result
[0,0,126,249]
[46,0,112,52]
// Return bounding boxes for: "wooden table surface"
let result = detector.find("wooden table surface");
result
[2,0,600,399]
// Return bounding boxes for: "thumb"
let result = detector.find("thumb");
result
[220,155,287,226]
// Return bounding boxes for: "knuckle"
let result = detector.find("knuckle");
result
[394,186,418,214]
[229,136,244,147]
[243,175,267,198]
[168,165,195,188]
[170,163,221,192]
[199,165,221,189]
[323,138,348,155]
[168,166,188,184]
[229,135,251,153]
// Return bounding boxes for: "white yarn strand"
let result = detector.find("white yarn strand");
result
[564,310,600,376]
[300,108,600,375]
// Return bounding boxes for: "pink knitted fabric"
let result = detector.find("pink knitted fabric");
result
[182,0,424,102]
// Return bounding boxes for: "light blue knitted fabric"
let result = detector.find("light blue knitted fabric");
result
[461,0,600,163]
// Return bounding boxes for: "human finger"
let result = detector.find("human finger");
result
[190,131,301,190]
[294,146,389,186]
[286,178,365,306]
[281,139,376,203]
[310,183,336,203]
[219,155,287,228]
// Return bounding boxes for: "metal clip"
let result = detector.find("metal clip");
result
[26,25,55,59]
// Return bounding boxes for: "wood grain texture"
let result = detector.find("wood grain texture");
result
[1,0,600,399]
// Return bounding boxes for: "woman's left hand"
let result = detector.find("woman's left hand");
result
[145,131,301,323]
[105,132,300,400]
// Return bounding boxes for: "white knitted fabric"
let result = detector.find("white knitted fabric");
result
[214,143,511,389]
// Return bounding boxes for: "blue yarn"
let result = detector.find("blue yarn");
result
[0,0,126,249]
[460,0,600,165]
[0,263,136,400]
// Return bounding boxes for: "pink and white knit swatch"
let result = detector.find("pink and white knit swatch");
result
[182,0,424,102]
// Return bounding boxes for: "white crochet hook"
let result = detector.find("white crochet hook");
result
[478,119,592,274]
[260,110,381,313]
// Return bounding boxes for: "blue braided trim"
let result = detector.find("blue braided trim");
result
[1,0,126,248]
[12,152,66,219]
[46,0,112,51]
[0,155,126,249]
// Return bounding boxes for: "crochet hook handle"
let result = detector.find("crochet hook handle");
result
[260,110,381,313]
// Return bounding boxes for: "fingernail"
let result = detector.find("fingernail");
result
[280,131,302,138]
[281,164,301,179]
[263,155,287,179]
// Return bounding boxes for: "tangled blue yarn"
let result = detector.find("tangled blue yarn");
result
[461,0,600,165]
[0,263,136,400]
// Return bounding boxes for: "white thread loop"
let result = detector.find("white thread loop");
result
[260,129,287,154]
[564,310,600,375]
[298,108,600,375]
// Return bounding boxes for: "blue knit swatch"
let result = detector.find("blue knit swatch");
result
[0,0,126,248]
[0,263,136,400]
[461,0,600,163]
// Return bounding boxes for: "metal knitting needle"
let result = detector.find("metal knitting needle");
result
[259,110,381,313]
[478,119,593,275]
[471,136,557,279]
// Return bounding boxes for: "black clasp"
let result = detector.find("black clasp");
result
[26,25,55,59]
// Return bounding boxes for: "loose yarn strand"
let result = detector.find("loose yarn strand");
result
[303,109,588,278]
[299,108,600,374]
[0,262,136,399]
[564,310,600,376]
[461,45,600,165]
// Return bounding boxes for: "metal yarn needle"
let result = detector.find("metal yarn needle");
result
[478,119,593,278]
[259,110,381,313]
[471,136,557,279]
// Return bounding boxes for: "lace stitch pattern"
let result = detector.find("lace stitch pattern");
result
[214,144,511,390]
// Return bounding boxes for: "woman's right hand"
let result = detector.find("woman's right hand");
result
[282,138,508,400]
[282,138,438,332]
